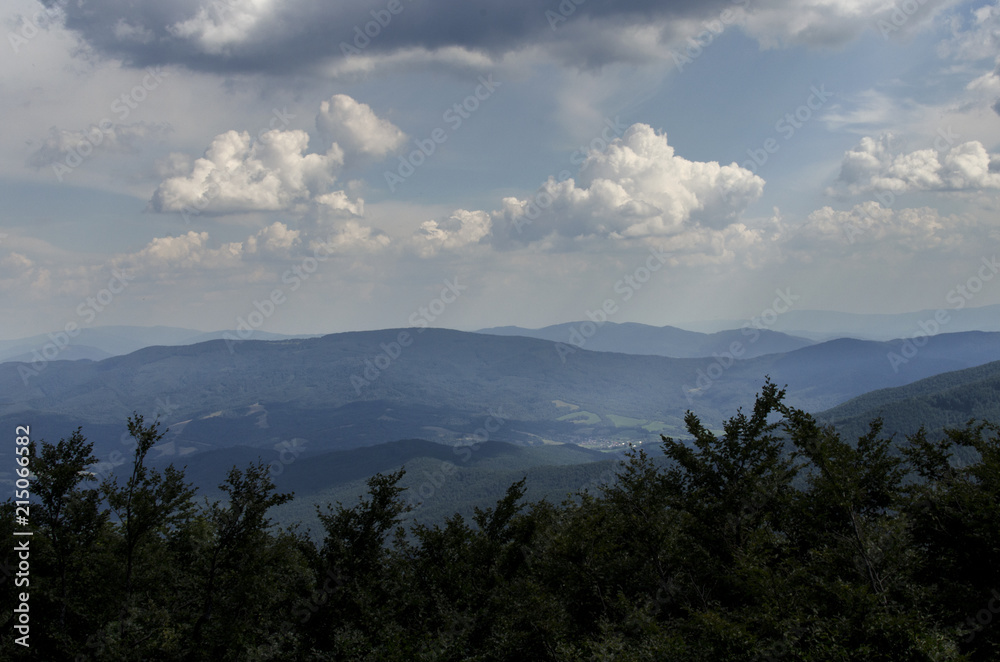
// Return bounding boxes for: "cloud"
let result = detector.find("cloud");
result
[167,0,276,55]
[396,122,767,264]
[819,89,919,134]
[316,95,406,161]
[46,0,949,75]
[316,191,365,217]
[831,134,1000,195]
[149,93,398,214]
[0,252,52,299]
[937,0,1000,61]
[318,45,501,79]
[490,123,764,245]
[27,122,171,168]
[410,209,491,257]
[149,128,344,213]
[310,220,391,254]
[743,0,959,48]
[791,201,967,252]
[111,218,389,285]
[645,220,773,268]
[245,222,301,257]
[965,59,1000,116]
[131,231,245,269]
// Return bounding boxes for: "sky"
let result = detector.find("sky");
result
[2,0,1000,339]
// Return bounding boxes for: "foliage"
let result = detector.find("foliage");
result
[4,382,1000,661]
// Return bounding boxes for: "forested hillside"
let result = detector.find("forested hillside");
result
[4,380,999,661]
[819,360,1000,442]
[6,328,1000,466]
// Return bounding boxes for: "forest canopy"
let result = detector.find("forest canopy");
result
[3,379,1000,661]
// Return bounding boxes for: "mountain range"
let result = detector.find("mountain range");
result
[3,323,1000,530]
[0,325,315,364]
[477,321,814,358]
[4,327,1000,464]
[679,303,1000,341]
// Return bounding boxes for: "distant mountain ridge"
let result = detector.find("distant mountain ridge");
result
[477,321,814,358]
[5,328,1000,473]
[680,303,1000,341]
[0,325,318,364]
[9,302,1000,365]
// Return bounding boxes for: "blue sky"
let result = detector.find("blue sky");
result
[2,0,1000,338]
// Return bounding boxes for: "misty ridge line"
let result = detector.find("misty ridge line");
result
[8,299,1000,368]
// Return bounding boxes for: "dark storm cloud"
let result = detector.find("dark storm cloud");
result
[41,0,742,73]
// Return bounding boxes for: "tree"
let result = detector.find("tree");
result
[903,421,1000,661]
[29,429,107,641]
[186,461,296,659]
[659,380,798,614]
[307,469,411,655]
[100,414,196,650]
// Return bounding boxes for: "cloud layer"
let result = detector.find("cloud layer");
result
[28,122,171,168]
[44,0,937,75]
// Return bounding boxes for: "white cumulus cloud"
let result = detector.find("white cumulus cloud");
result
[245,222,301,257]
[316,95,406,161]
[149,128,344,213]
[793,201,963,252]
[311,220,391,255]
[410,209,492,257]
[492,123,764,244]
[149,93,403,214]
[130,231,245,269]
[832,133,1000,195]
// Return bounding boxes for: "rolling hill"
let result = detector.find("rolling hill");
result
[4,328,1000,476]
[0,324,315,364]
[477,321,814,358]
[817,359,1000,442]
[148,437,624,535]
[681,303,1000,341]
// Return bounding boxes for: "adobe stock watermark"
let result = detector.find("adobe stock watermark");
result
[266,439,306,478]
[875,0,939,40]
[339,0,413,56]
[670,0,751,72]
[741,84,833,175]
[577,465,619,496]
[276,568,350,638]
[887,255,999,372]
[179,107,296,225]
[51,69,169,182]
[961,588,1000,645]
[384,75,501,192]
[554,246,670,363]
[18,269,134,385]
[223,241,337,353]
[351,277,467,393]
[842,126,959,244]
[512,116,627,235]
[681,288,800,404]
[520,463,620,571]
[546,0,587,30]
[7,0,68,54]
[405,407,507,511]
[86,397,184,483]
